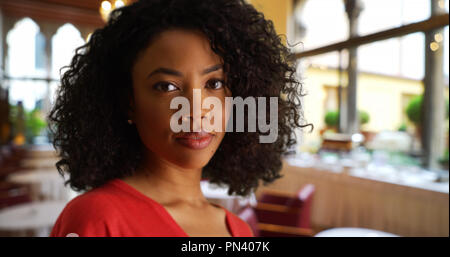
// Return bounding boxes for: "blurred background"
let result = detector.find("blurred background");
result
[0,0,448,237]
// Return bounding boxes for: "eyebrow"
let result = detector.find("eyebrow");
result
[147,64,223,78]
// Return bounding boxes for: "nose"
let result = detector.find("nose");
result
[182,88,210,132]
[181,110,210,132]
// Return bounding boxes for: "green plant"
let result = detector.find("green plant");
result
[398,123,407,132]
[26,109,47,138]
[324,111,339,128]
[9,104,47,144]
[439,148,449,168]
[324,110,371,128]
[406,96,422,125]
[407,96,449,125]
[359,110,370,125]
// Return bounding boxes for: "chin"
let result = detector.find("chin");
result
[165,150,214,170]
[171,159,210,170]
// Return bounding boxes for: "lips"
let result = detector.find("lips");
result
[175,131,214,150]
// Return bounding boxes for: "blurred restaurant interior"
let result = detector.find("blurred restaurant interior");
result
[0,0,448,237]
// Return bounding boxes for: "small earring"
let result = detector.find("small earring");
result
[127,119,133,125]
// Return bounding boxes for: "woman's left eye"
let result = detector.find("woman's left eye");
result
[206,79,225,90]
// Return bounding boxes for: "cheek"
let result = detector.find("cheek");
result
[133,96,174,146]
[206,94,231,133]
[222,101,230,132]
[221,89,232,131]
[215,132,227,148]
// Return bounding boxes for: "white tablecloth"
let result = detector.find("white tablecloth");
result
[7,168,77,202]
[315,227,399,237]
[26,145,58,159]
[0,201,67,236]
[20,157,59,169]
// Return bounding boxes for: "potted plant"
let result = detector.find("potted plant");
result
[358,110,375,143]
[359,110,370,128]
[406,95,449,139]
[321,110,372,137]
[321,110,339,135]
[406,95,423,138]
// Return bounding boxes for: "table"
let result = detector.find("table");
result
[255,158,449,237]
[7,168,77,201]
[25,144,58,159]
[315,227,399,237]
[0,201,67,236]
[20,157,59,169]
[201,180,257,214]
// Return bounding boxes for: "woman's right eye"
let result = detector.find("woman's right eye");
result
[153,82,179,92]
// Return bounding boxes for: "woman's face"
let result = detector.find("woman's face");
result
[131,29,231,169]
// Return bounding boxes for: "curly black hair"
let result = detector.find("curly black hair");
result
[48,0,312,197]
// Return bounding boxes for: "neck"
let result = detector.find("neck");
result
[127,151,208,207]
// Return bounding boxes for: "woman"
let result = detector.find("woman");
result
[49,0,309,237]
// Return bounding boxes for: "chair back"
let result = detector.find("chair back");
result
[294,184,315,228]
[237,205,260,237]
[257,184,315,228]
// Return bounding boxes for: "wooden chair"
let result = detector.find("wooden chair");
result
[258,184,316,229]
[0,145,28,179]
[238,205,314,237]
[0,181,32,210]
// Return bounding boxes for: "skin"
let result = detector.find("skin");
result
[122,29,233,237]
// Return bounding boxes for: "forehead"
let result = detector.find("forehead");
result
[134,29,223,72]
